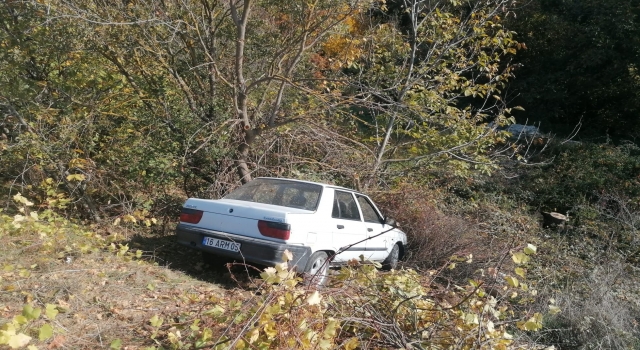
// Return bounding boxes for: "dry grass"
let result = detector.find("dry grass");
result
[0,226,250,349]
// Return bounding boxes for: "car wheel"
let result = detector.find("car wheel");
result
[382,243,400,271]
[303,251,329,287]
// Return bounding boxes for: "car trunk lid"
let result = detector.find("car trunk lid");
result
[180,198,310,241]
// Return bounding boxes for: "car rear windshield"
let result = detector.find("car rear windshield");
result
[224,178,322,211]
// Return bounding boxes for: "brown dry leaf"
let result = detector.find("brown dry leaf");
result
[48,335,66,349]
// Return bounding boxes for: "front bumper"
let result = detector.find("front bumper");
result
[176,223,311,270]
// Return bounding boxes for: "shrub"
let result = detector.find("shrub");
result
[144,247,543,350]
[515,142,640,214]
[374,184,476,268]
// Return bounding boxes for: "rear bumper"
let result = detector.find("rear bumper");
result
[176,223,311,270]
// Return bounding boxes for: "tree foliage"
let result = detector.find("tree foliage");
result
[1,0,522,220]
[507,0,640,140]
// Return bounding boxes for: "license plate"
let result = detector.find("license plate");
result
[203,237,241,252]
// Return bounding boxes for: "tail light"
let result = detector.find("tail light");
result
[258,220,291,240]
[180,208,203,224]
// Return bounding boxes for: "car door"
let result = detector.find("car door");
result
[356,195,390,261]
[330,190,367,262]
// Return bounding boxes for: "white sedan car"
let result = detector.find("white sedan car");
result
[176,178,407,283]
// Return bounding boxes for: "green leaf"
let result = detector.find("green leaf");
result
[39,324,53,341]
[203,305,225,317]
[524,244,537,255]
[512,252,530,264]
[523,319,542,331]
[13,315,28,325]
[149,315,163,328]
[110,338,122,349]
[45,304,59,320]
[22,304,41,321]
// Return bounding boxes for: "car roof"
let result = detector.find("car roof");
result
[255,177,360,194]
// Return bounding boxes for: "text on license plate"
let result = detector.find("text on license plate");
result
[203,237,241,252]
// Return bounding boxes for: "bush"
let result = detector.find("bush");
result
[374,184,476,269]
[515,142,640,214]
[143,247,543,350]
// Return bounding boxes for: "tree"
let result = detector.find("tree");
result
[319,0,521,185]
[0,0,183,220]
[1,0,524,221]
[54,0,367,186]
[507,0,640,140]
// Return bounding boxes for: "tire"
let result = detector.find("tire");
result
[303,251,329,287]
[382,243,400,271]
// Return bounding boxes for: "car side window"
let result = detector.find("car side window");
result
[357,195,383,223]
[332,190,361,221]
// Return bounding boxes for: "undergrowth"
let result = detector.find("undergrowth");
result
[0,194,552,349]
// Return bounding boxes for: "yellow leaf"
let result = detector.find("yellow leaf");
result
[344,337,359,350]
[307,291,322,306]
[515,267,526,278]
[505,276,519,287]
[8,333,32,349]
[463,313,479,325]
[549,305,561,315]
[248,328,259,344]
[123,215,136,223]
[263,321,277,339]
[282,249,293,262]
[318,338,332,349]
[486,320,495,332]
[65,174,85,182]
[512,252,530,264]
[13,193,34,206]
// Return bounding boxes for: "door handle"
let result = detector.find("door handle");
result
[337,225,344,229]
[367,228,373,232]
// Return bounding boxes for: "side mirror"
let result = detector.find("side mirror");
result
[384,217,397,227]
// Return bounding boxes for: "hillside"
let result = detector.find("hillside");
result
[0,205,545,350]
[2,141,639,349]
[2,0,640,348]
